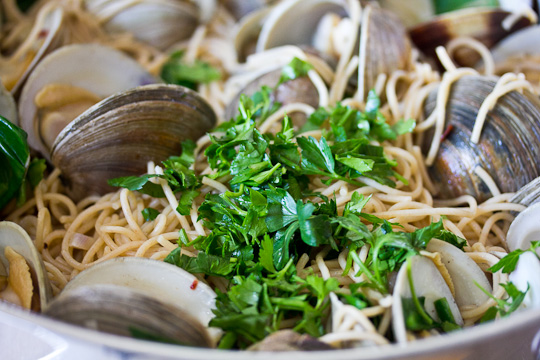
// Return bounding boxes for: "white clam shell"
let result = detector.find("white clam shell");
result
[509,251,540,311]
[9,5,64,96]
[255,0,347,52]
[0,81,18,125]
[506,202,540,252]
[426,239,491,307]
[19,44,159,159]
[60,257,221,343]
[0,221,52,310]
[392,255,463,345]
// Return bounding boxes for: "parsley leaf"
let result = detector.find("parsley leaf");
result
[161,51,221,90]
[488,241,540,273]
[142,208,159,221]
[278,57,313,86]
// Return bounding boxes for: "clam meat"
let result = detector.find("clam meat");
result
[0,221,52,311]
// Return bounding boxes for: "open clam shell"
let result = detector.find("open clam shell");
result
[357,4,411,101]
[224,66,319,125]
[0,221,52,311]
[84,0,213,51]
[44,257,220,346]
[5,5,63,96]
[0,81,18,125]
[422,75,540,201]
[509,251,540,311]
[51,84,216,201]
[506,202,540,252]
[45,284,214,347]
[255,0,347,52]
[426,239,491,307]
[392,255,463,345]
[19,44,160,160]
[409,7,532,68]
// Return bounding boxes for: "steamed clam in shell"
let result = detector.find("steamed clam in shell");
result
[51,84,216,201]
[44,258,219,347]
[0,4,63,95]
[409,7,533,68]
[222,0,278,21]
[0,221,52,311]
[0,81,18,125]
[224,64,320,126]
[83,0,217,50]
[392,255,463,345]
[19,44,160,160]
[245,0,411,101]
[422,75,540,202]
[503,203,540,311]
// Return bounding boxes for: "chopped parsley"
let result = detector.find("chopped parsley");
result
[108,58,466,348]
[161,50,221,90]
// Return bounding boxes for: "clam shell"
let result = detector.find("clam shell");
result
[224,67,319,125]
[510,177,540,207]
[506,202,540,252]
[8,5,63,96]
[84,0,200,51]
[45,284,214,347]
[255,0,347,52]
[426,239,491,307]
[19,44,159,160]
[234,6,272,62]
[422,75,540,201]
[409,8,532,67]
[357,5,411,101]
[509,251,540,311]
[0,221,52,310]
[0,81,18,125]
[392,255,463,345]
[51,84,216,201]
[223,0,276,20]
[61,257,219,340]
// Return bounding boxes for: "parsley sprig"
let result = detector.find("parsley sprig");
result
[108,58,464,348]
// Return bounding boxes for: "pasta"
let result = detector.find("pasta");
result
[1,0,537,351]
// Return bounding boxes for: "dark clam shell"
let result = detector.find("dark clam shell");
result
[422,75,540,202]
[224,68,319,126]
[410,8,532,68]
[51,84,216,201]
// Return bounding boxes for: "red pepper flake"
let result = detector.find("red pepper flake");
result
[441,125,454,141]
[190,279,199,290]
[38,29,49,38]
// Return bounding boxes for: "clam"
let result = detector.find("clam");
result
[492,202,540,312]
[223,66,320,125]
[222,0,278,21]
[356,4,411,101]
[422,75,540,201]
[233,6,272,62]
[44,257,219,347]
[509,252,540,311]
[255,0,347,53]
[426,239,491,307]
[84,0,217,51]
[490,25,540,90]
[506,202,540,253]
[0,81,18,125]
[249,330,333,351]
[0,4,63,96]
[409,7,532,68]
[51,84,216,201]
[19,44,160,161]
[0,221,52,311]
[392,255,463,345]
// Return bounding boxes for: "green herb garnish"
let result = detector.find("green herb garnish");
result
[161,50,221,90]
